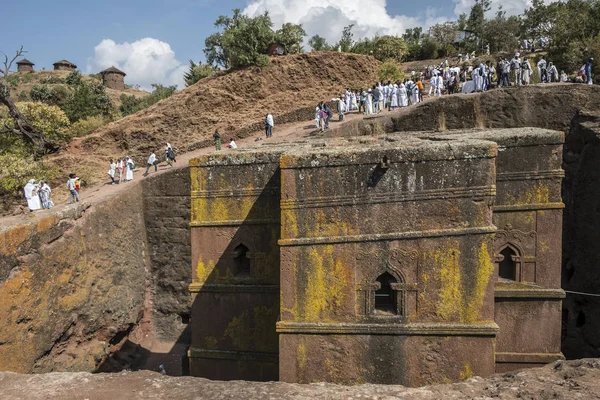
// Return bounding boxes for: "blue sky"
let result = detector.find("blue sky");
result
[1,0,521,89]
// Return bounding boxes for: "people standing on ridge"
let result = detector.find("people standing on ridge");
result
[23,179,41,211]
[213,129,221,151]
[38,180,53,209]
[108,159,117,184]
[265,113,274,138]
[67,173,80,204]
[144,152,158,176]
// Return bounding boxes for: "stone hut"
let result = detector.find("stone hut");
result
[53,60,77,71]
[16,58,35,72]
[266,42,286,56]
[100,66,126,90]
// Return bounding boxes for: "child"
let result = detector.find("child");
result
[67,173,80,204]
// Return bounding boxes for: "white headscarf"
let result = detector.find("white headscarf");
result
[24,179,36,199]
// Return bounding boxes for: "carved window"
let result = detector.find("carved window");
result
[371,271,406,317]
[496,245,523,281]
[232,244,250,277]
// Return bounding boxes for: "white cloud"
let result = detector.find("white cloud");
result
[243,0,449,46]
[86,38,185,91]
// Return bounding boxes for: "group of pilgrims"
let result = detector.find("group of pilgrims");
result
[327,78,426,124]
[23,179,54,211]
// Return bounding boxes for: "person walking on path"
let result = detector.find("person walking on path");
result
[213,129,221,151]
[165,143,176,167]
[125,157,135,181]
[265,114,274,138]
[585,58,594,84]
[117,158,124,184]
[67,174,80,204]
[108,159,117,184]
[144,152,158,176]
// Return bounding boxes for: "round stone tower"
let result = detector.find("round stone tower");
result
[53,59,77,71]
[16,58,35,72]
[100,66,126,90]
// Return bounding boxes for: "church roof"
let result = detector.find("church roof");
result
[16,58,34,65]
[100,66,126,76]
[53,59,77,68]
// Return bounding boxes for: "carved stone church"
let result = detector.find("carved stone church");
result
[187,127,564,386]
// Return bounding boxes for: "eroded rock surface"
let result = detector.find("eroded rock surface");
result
[0,359,599,400]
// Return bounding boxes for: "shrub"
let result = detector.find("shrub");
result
[67,116,107,138]
[119,84,177,116]
[1,102,71,143]
[378,59,406,82]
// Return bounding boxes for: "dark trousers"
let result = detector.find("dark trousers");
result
[145,163,157,174]
[266,125,272,137]
[502,72,510,87]
[541,69,548,82]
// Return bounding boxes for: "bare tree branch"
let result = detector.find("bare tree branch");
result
[1,45,26,78]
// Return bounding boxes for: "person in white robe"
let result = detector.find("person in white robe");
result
[398,83,408,107]
[473,67,483,92]
[125,156,134,181]
[315,106,321,129]
[366,90,373,115]
[390,85,399,109]
[412,83,420,105]
[345,89,352,113]
[428,75,435,96]
[351,91,358,110]
[377,83,384,112]
[24,179,41,211]
[521,58,533,85]
[387,84,394,109]
[560,71,569,82]
[332,97,345,120]
[435,74,444,97]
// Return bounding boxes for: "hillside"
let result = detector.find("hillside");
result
[2,69,149,108]
[49,52,381,188]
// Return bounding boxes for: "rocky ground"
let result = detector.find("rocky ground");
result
[0,359,599,399]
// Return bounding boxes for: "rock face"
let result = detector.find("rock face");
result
[0,186,149,373]
[0,359,599,400]
[188,128,565,386]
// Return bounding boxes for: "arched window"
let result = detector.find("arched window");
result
[498,247,517,280]
[232,244,250,276]
[375,272,397,314]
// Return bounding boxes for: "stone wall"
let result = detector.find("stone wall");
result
[0,186,149,373]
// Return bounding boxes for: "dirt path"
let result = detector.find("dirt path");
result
[1,103,424,229]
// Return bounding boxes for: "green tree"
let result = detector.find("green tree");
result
[377,59,406,81]
[351,37,376,56]
[204,9,246,69]
[308,35,331,51]
[372,36,408,62]
[467,0,492,50]
[275,23,306,54]
[337,24,355,52]
[63,77,113,122]
[2,102,70,143]
[184,61,216,87]
[119,84,177,116]
[483,9,521,53]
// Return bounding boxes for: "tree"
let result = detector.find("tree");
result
[275,23,306,54]
[62,72,114,122]
[1,101,70,144]
[483,10,521,53]
[351,37,376,56]
[0,82,56,153]
[221,11,275,68]
[467,0,492,50]
[1,45,26,77]
[338,24,355,52]
[429,22,458,47]
[372,36,408,62]
[308,35,331,51]
[184,61,216,87]
[119,84,177,116]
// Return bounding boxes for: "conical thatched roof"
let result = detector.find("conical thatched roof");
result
[100,66,126,76]
[53,59,77,68]
[16,58,34,66]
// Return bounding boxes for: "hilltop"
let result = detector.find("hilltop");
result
[48,52,381,188]
[2,69,149,108]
